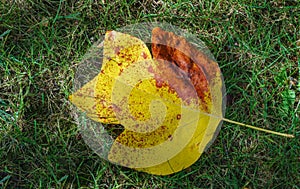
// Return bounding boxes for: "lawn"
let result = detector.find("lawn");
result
[0,0,299,188]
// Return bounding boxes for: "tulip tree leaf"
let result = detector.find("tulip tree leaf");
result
[69,26,294,176]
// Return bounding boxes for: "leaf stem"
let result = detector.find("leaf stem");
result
[222,118,295,138]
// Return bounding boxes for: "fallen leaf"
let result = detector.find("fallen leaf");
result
[69,26,294,176]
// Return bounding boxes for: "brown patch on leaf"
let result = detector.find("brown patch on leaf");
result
[152,27,221,112]
[151,59,199,104]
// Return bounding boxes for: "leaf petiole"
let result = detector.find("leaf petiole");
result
[222,118,295,138]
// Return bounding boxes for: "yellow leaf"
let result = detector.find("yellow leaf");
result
[69,26,294,176]
[70,28,222,175]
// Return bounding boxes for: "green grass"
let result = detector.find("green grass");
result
[0,0,299,188]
